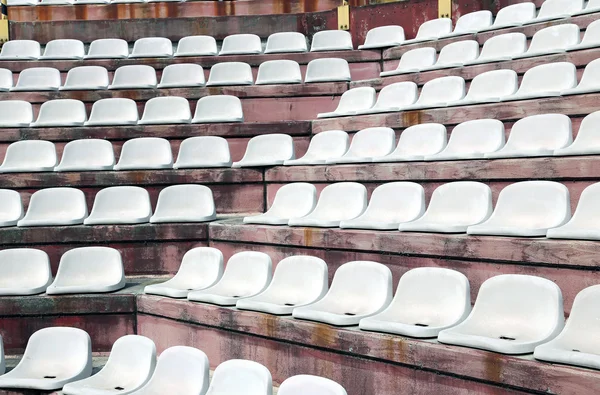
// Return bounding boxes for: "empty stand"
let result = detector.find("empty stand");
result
[422,40,479,70]
[0,248,51,296]
[54,139,115,172]
[515,24,580,59]
[264,32,308,54]
[84,98,139,126]
[31,99,87,127]
[562,58,600,95]
[255,60,302,85]
[0,140,57,173]
[173,136,232,169]
[478,2,536,31]
[467,33,527,64]
[84,38,129,59]
[304,58,351,83]
[447,70,518,106]
[243,183,317,225]
[502,62,577,102]
[113,137,173,170]
[0,189,23,227]
[310,30,353,52]
[405,76,465,109]
[0,100,33,127]
[150,184,216,223]
[174,35,218,57]
[130,37,173,58]
[380,47,437,77]
[219,33,262,55]
[157,64,205,88]
[0,39,41,60]
[524,0,583,24]
[358,26,405,49]
[192,95,243,123]
[372,123,447,162]
[403,18,453,44]
[137,97,192,125]
[205,359,272,395]
[425,119,505,160]
[207,61,254,86]
[554,111,600,156]
[443,10,492,37]
[317,87,376,118]
[278,375,347,395]
[284,130,349,165]
[0,68,13,91]
[327,127,395,164]
[11,67,61,91]
[39,39,84,60]
[108,65,157,90]
[17,187,88,227]
[232,134,295,167]
[60,66,109,91]
[84,186,152,225]
[568,19,600,51]
[547,182,600,240]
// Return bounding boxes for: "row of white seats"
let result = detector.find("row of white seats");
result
[0,184,217,227]
[0,96,243,128]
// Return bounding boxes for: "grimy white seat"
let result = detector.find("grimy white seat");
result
[422,40,479,70]
[0,248,51,295]
[467,181,571,237]
[466,33,527,65]
[192,95,244,123]
[39,0,74,5]
[0,68,13,91]
[554,111,600,156]
[17,187,88,227]
[403,76,466,110]
[404,18,453,44]
[0,336,3,375]
[236,255,328,315]
[0,100,33,127]
[173,136,232,169]
[31,99,87,127]
[438,274,564,355]
[11,67,61,91]
[150,184,216,223]
[575,0,600,15]
[292,261,393,326]
[524,0,584,24]
[317,87,376,118]
[54,139,115,172]
[305,58,351,83]
[62,335,156,395]
[85,39,129,59]
[372,123,447,163]
[0,140,57,173]
[568,19,600,51]
[446,69,518,106]
[84,98,139,126]
[108,65,158,90]
[206,62,253,86]
[0,40,41,60]
[130,37,173,58]
[562,58,600,96]
[0,189,23,227]
[0,327,92,390]
[380,47,437,77]
[128,347,209,395]
[284,130,349,165]
[359,268,471,338]
[144,247,224,298]
[157,64,205,88]
[328,127,395,164]
[243,183,317,225]
[206,359,272,395]
[232,134,295,167]
[187,251,272,306]
[478,2,536,31]
[485,114,572,159]
[501,62,577,102]
[534,285,600,369]
[547,182,600,240]
[356,82,418,115]
[442,10,492,37]
[278,375,347,395]
[84,186,152,225]
[138,97,192,125]
[514,24,580,59]
[219,33,262,55]
[287,182,367,228]
[340,182,426,230]
[60,66,110,91]
[358,25,405,49]
[264,32,308,54]
[425,119,505,161]
[7,0,38,4]
[310,30,353,52]
[40,39,85,60]
[255,60,302,85]
[174,35,218,57]
[46,247,125,295]
[398,181,493,233]
[113,137,173,171]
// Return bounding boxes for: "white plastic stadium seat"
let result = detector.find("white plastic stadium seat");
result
[188,251,272,306]
[0,69,13,91]
[562,59,600,96]
[524,0,584,24]
[54,139,115,172]
[127,348,208,395]
[265,32,308,54]
[0,140,57,173]
[236,255,328,315]
[380,47,437,77]
[0,249,51,295]
[442,10,493,37]
[425,119,505,161]
[534,285,600,369]
[84,186,152,225]
[305,58,351,83]
[174,35,218,57]
[108,65,158,90]
[232,134,295,167]
[398,181,493,233]
[0,327,92,390]
[467,181,570,237]
[372,123,447,162]
[0,40,41,60]
[7,0,39,4]
[422,40,479,70]
[554,111,600,156]
[84,98,139,126]
[31,99,87,127]
[144,247,224,298]
[173,136,232,169]
[150,184,216,223]
[478,3,536,31]
[447,70,518,106]
[547,183,600,240]
[574,0,600,15]
[279,375,347,395]
[359,268,470,338]
[485,114,572,159]
[514,24,580,59]
[60,66,110,91]
[138,97,192,125]
[0,336,3,375]
[403,18,453,44]
[206,360,272,395]
[157,64,205,88]
[0,190,23,227]
[0,100,33,127]
[438,274,564,354]
[85,39,129,59]
[310,30,353,52]
[340,182,426,230]
[243,183,317,225]
[317,87,376,118]
[192,95,244,123]
[466,33,527,65]
[568,20,600,52]
[219,34,262,55]
[404,76,466,110]
[113,137,173,171]
[62,335,156,395]
[293,261,392,326]
[39,0,74,5]
[40,39,85,60]
[255,60,302,85]
[130,37,173,58]
[328,127,395,164]
[11,67,61,91]
[359,26,405,49]
[284,130,349,165]
[356,82,418,115]
[288,182,367,228]
[17,188,87,227]
[206,62,253,86]
[501,62,577,102]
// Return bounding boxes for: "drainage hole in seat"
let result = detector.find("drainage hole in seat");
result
[44,376,56,379]
[415,323,429,327]
[115,387,125,391]
[187,289,194,291]
[499,336,516,341]
[232,295,240,298]
[344,313,356,316]
[284,303,295,306]
[573,349,581,352]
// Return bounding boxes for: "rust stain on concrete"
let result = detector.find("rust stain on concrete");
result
[402,110,422,127]
[303,227,313,247]
[483,353,503,384]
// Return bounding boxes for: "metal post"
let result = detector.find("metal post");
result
[438,0,451,19]
[338,0,349,31]
[0,0,8,44]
